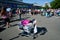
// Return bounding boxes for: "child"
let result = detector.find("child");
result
[18,19,37,36]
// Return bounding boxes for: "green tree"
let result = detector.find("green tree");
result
[50,1,56,9]
[50,0,60,9]
[55,0,60,8]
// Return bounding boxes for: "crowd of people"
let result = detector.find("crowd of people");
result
[0,7,38,38]
[0,6,60,28]
[0,6,60,39]
[40,8,60,17]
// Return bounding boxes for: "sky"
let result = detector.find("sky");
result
[23,0,53,6]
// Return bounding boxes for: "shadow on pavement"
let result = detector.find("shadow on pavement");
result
[0,27,6,32]
[10,17,30,23]
[0,17,30,28]
[0,38,2,40]
[37,27,48,35]
[9,36,20,40]
[10,24,18,27]
[0,25,6,28]
[30,27,48,39]
[0,22,4,25]
[9,27,48,40]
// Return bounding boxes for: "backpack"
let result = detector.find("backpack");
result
[21,19,30,26]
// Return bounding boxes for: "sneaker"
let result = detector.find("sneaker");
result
[33,36,36,39]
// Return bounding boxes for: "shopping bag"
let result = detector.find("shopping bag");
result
[34,25,37,33]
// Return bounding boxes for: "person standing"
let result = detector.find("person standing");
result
[16,8,21,20]
[1,7,10,28]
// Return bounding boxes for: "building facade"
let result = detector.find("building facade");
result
[0,0,33,9]
[14,0,23,2]
[0,0,41,9]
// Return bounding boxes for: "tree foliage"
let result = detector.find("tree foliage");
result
[50,0,60,9]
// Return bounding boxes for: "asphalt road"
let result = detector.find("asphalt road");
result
[0,14,60,40]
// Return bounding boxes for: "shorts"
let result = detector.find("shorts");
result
[4,18,10,23]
